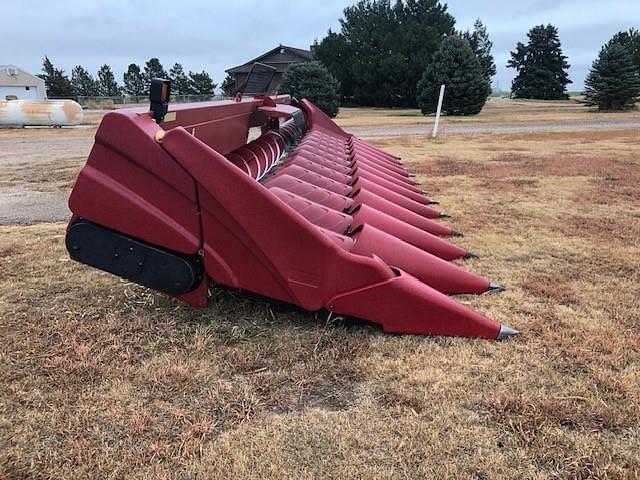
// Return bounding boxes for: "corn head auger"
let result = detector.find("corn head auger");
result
[65,78,518,340]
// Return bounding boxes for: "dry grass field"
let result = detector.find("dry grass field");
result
[1,100,639,479]
[336,98,640,128]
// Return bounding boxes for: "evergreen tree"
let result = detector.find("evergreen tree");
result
[584,43,640,110]
[38,56,74,98]
[279,61,341,117]
[38,56,55,85]
[314,0,455,107]
[312,29,353,100]
[608,28,640,74]
[221,74,236,96]
[169,63,191,95]
[188,70,216,95]
[97,64,121,96]
[392,0,455,106]
[508,24,571,99]
[144,58,168,84]
[123,64,146,96]
[417,36,491,115]
[461,19,496,87]
[71,65,99,96]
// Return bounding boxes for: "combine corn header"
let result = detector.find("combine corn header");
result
[65,72,518,340]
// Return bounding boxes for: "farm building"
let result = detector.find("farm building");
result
[0,65,46,100]
[226,45,313,95]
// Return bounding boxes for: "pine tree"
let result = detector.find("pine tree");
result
[169,63,191,95]
[221,74,236,96]
[144,58,168,85]
[188,71,216,95]
[462,19,496,87]
[279,62,341,117]
[38,56,74,98]
[416,36,491,116]
[123,64,146,96]
[314,0,455,107]
[608,28,640,74]
[38,56,55,84]
[71,65,99,96]
[508,24,572,100]
[312,29,353,100]
[97,65,121,96]
[584,43,640,110]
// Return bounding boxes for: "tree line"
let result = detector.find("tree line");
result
[38,0,640,113]
[306,0,640,115]
[313,1,494,109]
[310,0,504,114]
[39,57,217,98]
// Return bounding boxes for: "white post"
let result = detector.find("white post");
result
[432,84,446,138]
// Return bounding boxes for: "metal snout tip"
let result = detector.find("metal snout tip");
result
[450,230,464,237]
[497,324,520,340]
[439,212,451,218]
[487,281,505,293]
[464,251,479,259]
[408,173,417,178]
[428,199,440,205]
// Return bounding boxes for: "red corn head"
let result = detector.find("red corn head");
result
[65,93,516,340]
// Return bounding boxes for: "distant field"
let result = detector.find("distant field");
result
[1,100,639,479]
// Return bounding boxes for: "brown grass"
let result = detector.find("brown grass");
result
[1,105,640,479]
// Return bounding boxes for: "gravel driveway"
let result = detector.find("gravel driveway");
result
[0,133,93,226]
[349,118,640,137]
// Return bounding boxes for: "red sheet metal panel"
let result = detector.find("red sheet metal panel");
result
[68,111,201,254]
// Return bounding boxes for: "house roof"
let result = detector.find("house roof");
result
[281,46,314,60]
[226,45,313,74]
[0,63,35,73]
[0,64,20,72]
[0,65,45,86]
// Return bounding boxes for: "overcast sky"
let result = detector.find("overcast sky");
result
[3,0,639,92]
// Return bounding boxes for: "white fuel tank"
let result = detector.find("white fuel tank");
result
[0,99,84,127]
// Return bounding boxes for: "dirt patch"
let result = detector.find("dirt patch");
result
[579,175,640,207]
[521,273,579,305]
[485,392,639,437]
[559,214,640,244]
[413,152,637,181]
